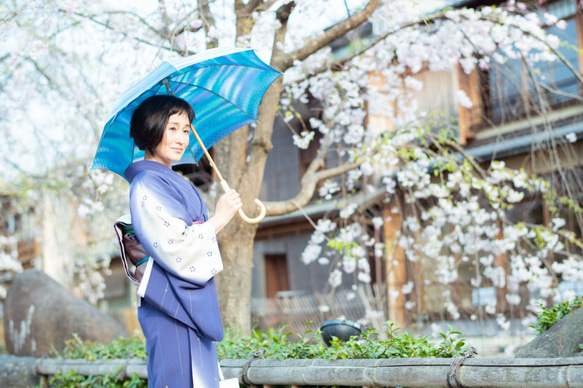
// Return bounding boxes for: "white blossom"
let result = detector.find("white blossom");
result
[340,203,357,219]
[292,131,315,149]
[404,300,416,310]
[565,132,577,143]
[456,90,473,108]
[496,314,511,331]
[506,294,521,306]
[358,272,371,283]
[301,244,322,264]
[402,281,414,294]
[328,270,342,289]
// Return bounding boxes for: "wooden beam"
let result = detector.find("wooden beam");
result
[576,12,583,79]
[384,204,407,328]
[457,65,482,144]
[495,220,508,314]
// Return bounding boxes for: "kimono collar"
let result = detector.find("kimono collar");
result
[125,160,174,183]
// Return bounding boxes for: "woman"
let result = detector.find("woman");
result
[125,95,241,387]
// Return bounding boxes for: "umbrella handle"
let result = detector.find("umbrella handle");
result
[219,181,266,224]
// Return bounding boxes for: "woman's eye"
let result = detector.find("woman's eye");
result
[168,126,176,131]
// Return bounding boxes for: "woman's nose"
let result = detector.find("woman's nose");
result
[179,132,189,144]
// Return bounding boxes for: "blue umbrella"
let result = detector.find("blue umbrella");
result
[92,47,281,223]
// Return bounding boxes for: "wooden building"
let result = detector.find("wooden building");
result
[249,0,583,333]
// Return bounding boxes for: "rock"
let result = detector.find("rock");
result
[515,307,583,358]
[0,355,39,388]
[3,270,128,357]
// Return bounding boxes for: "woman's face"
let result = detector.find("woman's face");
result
[147,111,191,168]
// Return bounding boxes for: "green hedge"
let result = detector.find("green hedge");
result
[48,322,467,387]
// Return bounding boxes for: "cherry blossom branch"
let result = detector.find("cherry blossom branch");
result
[294,11,447,84]
[514,26,583,87]
[424,132,488,177]
[477,14,583,87]
[273,0,382,71]
[59,9,196,56]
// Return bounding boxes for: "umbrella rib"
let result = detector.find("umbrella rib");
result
[175,62,281,75]
[186,143,198,162]
[171,80,259,122]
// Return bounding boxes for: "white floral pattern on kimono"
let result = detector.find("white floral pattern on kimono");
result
[130,179,223,293]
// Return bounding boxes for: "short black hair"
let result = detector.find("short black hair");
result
[130,95,195,154]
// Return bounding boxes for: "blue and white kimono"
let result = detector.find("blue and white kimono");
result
[126,160,224,388]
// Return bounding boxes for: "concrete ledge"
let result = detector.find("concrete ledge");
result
[1,355,583,387]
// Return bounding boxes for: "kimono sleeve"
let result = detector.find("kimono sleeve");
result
[130,175,223,285]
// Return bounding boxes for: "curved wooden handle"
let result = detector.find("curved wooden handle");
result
[220,180,266,224]
[237,199,266,224]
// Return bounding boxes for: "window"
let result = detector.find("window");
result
[481,3,580,126]
[265,254,290,298]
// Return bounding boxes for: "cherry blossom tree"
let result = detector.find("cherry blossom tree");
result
[1,0,582,334]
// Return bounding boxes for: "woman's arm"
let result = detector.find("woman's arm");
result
[130,179,224,284]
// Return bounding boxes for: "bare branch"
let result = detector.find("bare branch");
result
[143,2,202,49]
[264,157,362,216]
[273,0,382,71]
[168,20,204,37]
[59,9,195,56]
[537,83,583,102]
[102,10,162,37]
[522,52,583,229]
[157,0,172,27]
[25,57,56,88]
[243,0,263,14]
[511,22,583,87]
[271,1,295,58]
[258,0,279,13]
[198,0,218,49]
[235,0,279,38]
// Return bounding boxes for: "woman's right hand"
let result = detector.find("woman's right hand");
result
[208,189,242,233]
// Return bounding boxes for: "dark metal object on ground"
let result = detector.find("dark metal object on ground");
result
[319,319,361,346]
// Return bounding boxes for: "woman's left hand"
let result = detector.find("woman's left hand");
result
[208,189,242,233]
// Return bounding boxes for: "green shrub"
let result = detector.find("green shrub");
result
[217,321,468,360]
[57,333,147,361]
[530,296,583,336]
[49,321,468,386]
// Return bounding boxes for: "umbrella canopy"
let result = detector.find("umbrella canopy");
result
[91,47,281,179]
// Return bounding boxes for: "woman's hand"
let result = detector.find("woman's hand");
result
[208,189,242,233]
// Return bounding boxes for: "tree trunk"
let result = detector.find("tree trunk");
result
[216,218,257,332]
[213,0,382,333]
[214,76,284,333]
